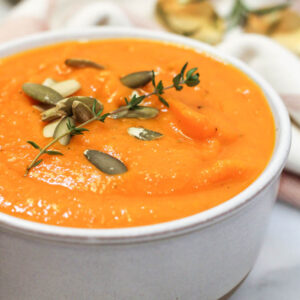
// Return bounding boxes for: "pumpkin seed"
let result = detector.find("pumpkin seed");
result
[72,101,94,123]
[120,71,152,88]
[65,58,104,70]
[56,96,103,116]
[22,83,63,105]
[128,127,163,141]
[43,119,61,138]
[42,78,58,88]
[33,104,53,112]
[84,150,128,175]
[125,106,159,119]
[53,117,74,146]
[109,105,130,119]
[41,107,66,122]
[51,79,81,98]
[110,106,159,120]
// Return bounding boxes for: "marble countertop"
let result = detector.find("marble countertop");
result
[0,1,299,299]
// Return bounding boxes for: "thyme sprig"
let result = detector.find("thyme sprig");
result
[25,104,110,176]
[124,62,199,109]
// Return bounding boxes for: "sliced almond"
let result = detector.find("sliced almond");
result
[51,79,81,98]
[42,78,58,88]
[53,117,74,146]
[43,119,61,138]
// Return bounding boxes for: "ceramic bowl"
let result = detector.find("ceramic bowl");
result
[0,27,291,300]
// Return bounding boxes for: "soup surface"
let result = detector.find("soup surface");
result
[0,39,275,228]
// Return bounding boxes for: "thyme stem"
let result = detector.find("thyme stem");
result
[25,115,99,176]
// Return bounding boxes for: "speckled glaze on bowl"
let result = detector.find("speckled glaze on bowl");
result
[0,28,291,300]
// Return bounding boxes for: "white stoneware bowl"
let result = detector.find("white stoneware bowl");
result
[0,28,291,300]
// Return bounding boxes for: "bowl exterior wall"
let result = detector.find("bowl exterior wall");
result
[0,179,278,300]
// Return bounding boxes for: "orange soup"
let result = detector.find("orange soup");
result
[0,39,275,228]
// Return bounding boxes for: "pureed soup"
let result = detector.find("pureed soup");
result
[0,39,275,228]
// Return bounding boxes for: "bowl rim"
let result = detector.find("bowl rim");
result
[0,27,291,243]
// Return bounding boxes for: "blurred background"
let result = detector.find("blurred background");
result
[0,0,300,299]
[1,0,300,52]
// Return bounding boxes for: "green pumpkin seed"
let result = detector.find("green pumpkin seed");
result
[65,58,104,70]
[41,107,66,122]
[22,83,63,105]
[33,103,53,112]
[109,105,130,119]
[72,101,94,123]
[42,78,58,88]
[53,117,74,146]
[120,71,152,88]
[110,106,159,120]
[84,150,127,175]
[128,127,163,141]
[56,96,103,116]
[51,79,81,98]
[125,106,159,119]
[43,119,61,138]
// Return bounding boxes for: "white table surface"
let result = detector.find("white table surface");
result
[0,1,299,299]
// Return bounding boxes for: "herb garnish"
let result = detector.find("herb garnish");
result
[25,104,109,176]
[25,62,199,176]
[122,62,199,110]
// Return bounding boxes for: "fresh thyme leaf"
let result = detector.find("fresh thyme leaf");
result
[127,94,146,109]
[98,113,110,122]
[96,108,104,118]
[92,100,97,115]
[151,70,156,88]
[31,159,43,168]
[173,74,183,91]
[66,118,73,131]
[180,62,188,78]
[186,67,198,79]
[27,141,41,150]
[90,99,104,118]
[184,72,200,87]
[158,95,169,107]
[55,117,74,146]
[71,127,89,136]
[46,150,63,156]
[155,81,164,95]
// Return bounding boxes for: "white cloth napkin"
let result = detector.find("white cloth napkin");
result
[1,0,299,206]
